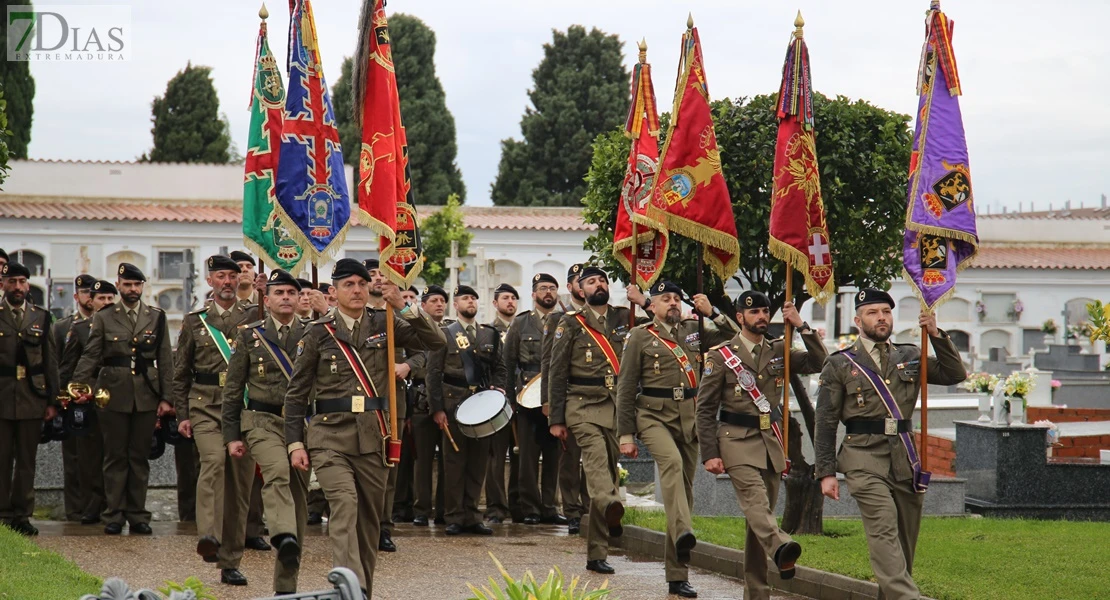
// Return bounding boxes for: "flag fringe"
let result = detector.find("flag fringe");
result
[242,236,310,278]
[768,237,834,305]
[902,266,958,313]
[647,206,739,282]
[267,197,348,266]
[354,207,424,288]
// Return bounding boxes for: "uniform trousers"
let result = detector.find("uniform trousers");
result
[844,469,923,600]
[566,421,620,561]
[0,419,40,524]
[638,419,697,582]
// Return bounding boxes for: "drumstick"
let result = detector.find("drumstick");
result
[511,420,520,455]
[440,422,460,453]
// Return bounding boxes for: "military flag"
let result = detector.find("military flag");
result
[903,0,978,311]
[647,16,739,282]
[242,6,306,274]
[613,40,667,288]
[273,0,349,262]
[768,13,834,304]
[351,0,424,287]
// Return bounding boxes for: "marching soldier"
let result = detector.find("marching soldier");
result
[428,285,507,535]
[617,281,737,597]
[548,266,638,574]
[59,279,117,524]
[697,290,826,599]
[485,282,521,524]
[231,251,265,307]
[284,258,444,596]
[411,285,449,526]
[172,255,256,586]
[392,285,424,524]
[54,274,97,522]
[0,262,60,536]
[505,273,566,526]
[222,270,309,595]
[815,289,966,600]
[72,263,173,536]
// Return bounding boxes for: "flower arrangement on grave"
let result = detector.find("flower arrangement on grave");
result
[468,553,611,600]
[617,463,629,487]
[1041,319,1058,334]
[836,333,857,351]
[1066,323,1090,340]
[1002,370,1037,413]
[1009,298,1024,320]
[1086,300,1110,343]
[975,300,987,321]
[960,372,1001,394]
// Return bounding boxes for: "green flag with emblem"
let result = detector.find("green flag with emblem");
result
[242,7,306,273]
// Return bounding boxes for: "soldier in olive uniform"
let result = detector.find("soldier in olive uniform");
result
[428,284,507,536]
[392,286,423,524]
[54,274,97,522]
[72,263,173,535]
[698,291,826,599]
[172,255,256,586]
[231,251,264,307]
[222,270,308,595]
[506,274,566,526]
[617,281,736,597]
[284,259,444,595]
[548,266,641,574]
[484,282,521,524]
[59,279,117,524]
[815,289,966,600]
[411,285,449,526]
[0,262,60,536]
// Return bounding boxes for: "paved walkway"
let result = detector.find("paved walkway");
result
[34,521,807,600]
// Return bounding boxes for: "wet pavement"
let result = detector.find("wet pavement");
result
[34,521,807,600]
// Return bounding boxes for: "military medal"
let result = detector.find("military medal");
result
[604,374,615,389]
[585,349,593,363]
[258,364,265,376]
[330,362,338,374]
[455,332,470,350]
[653,360,660,375]
[857,395,865,408]
[219,372,227,386]
[759,414,771,430]
[734,384,743,397]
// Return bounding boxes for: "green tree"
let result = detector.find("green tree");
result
[419,194,472,286]
[0,84,13,189]
[0,0,36,158]
[491,25,629,207]
[142,63,230,163]
[583,92,912,534]
[333,14,465,204]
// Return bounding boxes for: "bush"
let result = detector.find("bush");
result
[467,553,611,600]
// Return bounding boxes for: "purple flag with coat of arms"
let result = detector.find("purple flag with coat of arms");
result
[902,1,978,311]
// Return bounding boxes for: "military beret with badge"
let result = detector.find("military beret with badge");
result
[74,274,97,290]
[2,262,31,279]
[296,278,314,291]
[207,254,240,273]
[117,263,146,282]
[92,280,118,296]
[229,250,255,266]
[422,285,449,302]
[650,280,683,297]
[454,284,479,299]
[363,258,380,271]
[494,283,519,299]
[332,258,372,282]
[855,288,895,309]
[735,290,770,311]
[266,268,301,290]
[576,266,607,284]
[567,263,583,282]
[532,273,558,290]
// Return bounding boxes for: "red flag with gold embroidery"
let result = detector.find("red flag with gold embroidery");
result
[768,14,835,304]
[647,20,739,282]
[352,0,423,287]
[613,40,667,288]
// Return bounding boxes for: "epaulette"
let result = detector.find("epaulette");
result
[241,319,265,329]
[241,303,259,312]
[565,310,578,316]
[634,321,652,330]
[188,306,208,316]
[513,311,532,321]
[479,323,498,331]
[442,318,456,325]
[710,341,729,351]
[148,305,165,313]
[310,314,336,326]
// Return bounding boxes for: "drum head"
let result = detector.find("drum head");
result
[456,389,508,425]
[518,375,542,409]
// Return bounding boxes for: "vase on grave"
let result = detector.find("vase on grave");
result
[977,393,991,422]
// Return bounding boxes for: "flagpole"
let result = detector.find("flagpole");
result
[920,321,929,472]
[630,218,639,328]
[696,244,705,356]
[386,302,400,465]
[311,264,319,319]
[782,264,792,461]
[258,258,267,322]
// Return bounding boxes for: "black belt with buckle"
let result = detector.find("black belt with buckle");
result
[568,376,617,388]
[719,410,776,430]
[247,402,283,416]
[102,356,157,369]
[443,374,478,390]
[845,419,912,435]
[193,372,222,386]
[519,363,540,373]
[0,364,42,378]
[316,396,387,414]
[642,386,696,400]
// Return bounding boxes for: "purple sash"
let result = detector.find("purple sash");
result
[842,351,930,494]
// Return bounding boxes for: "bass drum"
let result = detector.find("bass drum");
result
[455,389,513,439]
[517,374,543,410]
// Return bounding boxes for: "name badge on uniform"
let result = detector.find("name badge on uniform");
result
[219,372,227,386]
[585,349,593,363]
[351,395,365,413]
[759,414,771,430]
[857,395,865,408]
[15,365,25,380]
[257,364,265,377]
[456,332,470,350]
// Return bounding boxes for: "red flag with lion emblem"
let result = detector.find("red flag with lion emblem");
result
[352,0,423,287]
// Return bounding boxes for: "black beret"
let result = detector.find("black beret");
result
[2,262,30,279]
[532,273,558,289]
[92,280,118,295]
[149,428,166,460]
[422,285,449,302]
[206,254,240,273]
[229,251,255,266]
[406,285,420,295]
[318,282,334,293]
[855,288,895,309]
[567,263,584,282]
[296,278,314,290]
[0,248,7,261]
[266,269,300,290]
[161,415,190,446]
[74,274,97,290]
[736,291,770,311]
[493,283,519,299]
[454,284,479,299]
[577,266,607,284]
[363,258,380,271]
[650,280,683,297]
[332,258,371,282]
[117,263,146,281]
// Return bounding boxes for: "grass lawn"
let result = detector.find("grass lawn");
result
[0,525,101,600]
[624,509,1110,600]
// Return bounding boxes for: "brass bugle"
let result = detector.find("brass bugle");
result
[67,382,110,408]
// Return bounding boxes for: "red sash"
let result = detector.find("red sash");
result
[574,313,620,375]
[717,345,790,475]
[323,323,390,440]
[645,326,698,389]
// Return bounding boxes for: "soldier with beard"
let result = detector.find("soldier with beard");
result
[505,274,566,526]
[54,274,97,522]
[815,289,965,600]
[485,283,521,524]
[72,263,173,536]
[0,262,60,536]
[411,285,449,526]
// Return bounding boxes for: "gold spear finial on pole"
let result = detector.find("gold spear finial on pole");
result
[637,38,647,63]
[794,10,805,37]
[259,2,269,20]
[687,13,694,30]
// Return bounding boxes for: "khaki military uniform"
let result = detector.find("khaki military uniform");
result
[54,312,86,521]
[284,306,443,594]
[505,309,560,521]
[617,315,735,581]
[222,314,308,592]
[172,301,256,569]
[373,305,409,538]
[698,329,826,599]
[548,305,634,561]
[815,333,965,600]
[406,350,445,521]
[59,314,106,521]
[0,300,59,526]
[540,306,589,521]
[72,301,173,527]
[484,316,521,522]
[427,320,507,528]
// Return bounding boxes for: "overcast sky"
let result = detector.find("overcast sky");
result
[21,0,1110,211]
